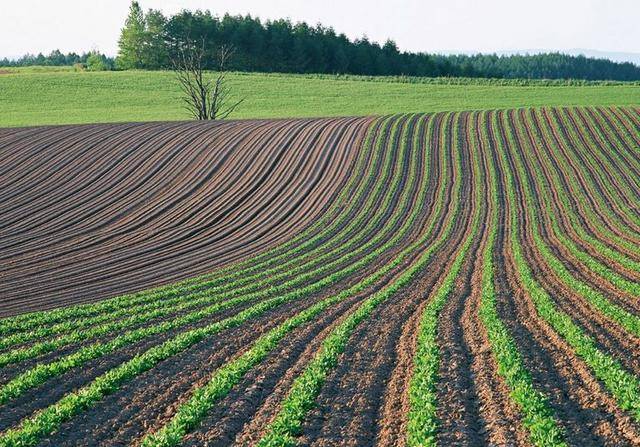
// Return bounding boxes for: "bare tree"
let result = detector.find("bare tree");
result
[171,39,243,120]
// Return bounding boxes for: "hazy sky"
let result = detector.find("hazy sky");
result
[1,0,638,59]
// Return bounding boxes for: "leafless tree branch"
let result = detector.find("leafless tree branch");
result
[170,38,244,120]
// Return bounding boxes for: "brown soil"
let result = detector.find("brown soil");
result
[29,115,425,446]
[1,108,639,446]
[0,117,371,315]
[493,109,640,446]
[433,113,530,447]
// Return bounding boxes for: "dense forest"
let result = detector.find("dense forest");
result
[4,1,640,81]
[113,3,640,81]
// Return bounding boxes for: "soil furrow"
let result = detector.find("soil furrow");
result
[493,110,640,446]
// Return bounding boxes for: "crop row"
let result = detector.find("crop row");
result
[0,113,441,445]
[497,110,640,426]
[1,108,639,445]
[0,117,401,345]
[257,113,465,447]
[0,117,406,348]
[475,111,566,447]
[0,116,425,402]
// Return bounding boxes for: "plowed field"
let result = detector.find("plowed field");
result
[0,106,639,446]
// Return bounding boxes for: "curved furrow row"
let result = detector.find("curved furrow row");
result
[0,118,370,315]
[0,122,174,220]
[505,110,640,383]
[0,114,436,446]
[1,119,311,259]
[527,111,640,257]
[576,108,640,188]
[510,111,640,311]
[539,109,640,241]
[0,106,639,446]
[547,108,640,234]
[524,109,640,267]
[0,124,133,190]
[495,109,640,445]
[603,107,640,153]
[0,116,412,367]
[0,120,256,247]
[2,120,341,290]
[565,108,640,206]
[560,106,640,212]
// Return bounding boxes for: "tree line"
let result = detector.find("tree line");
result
[4,1,640,81]
[0,50,115,71]
[113,2,640,81]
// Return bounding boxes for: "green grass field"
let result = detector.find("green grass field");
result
[1,68,639,127]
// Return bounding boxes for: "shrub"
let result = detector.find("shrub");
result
[86,52,110,71]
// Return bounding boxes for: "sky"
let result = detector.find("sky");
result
[1,0,639,61]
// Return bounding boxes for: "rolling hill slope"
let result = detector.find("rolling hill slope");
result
[0,106,639,446]
[0,117,370,314]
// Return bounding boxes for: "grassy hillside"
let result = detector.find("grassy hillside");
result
[1,68,639,127]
